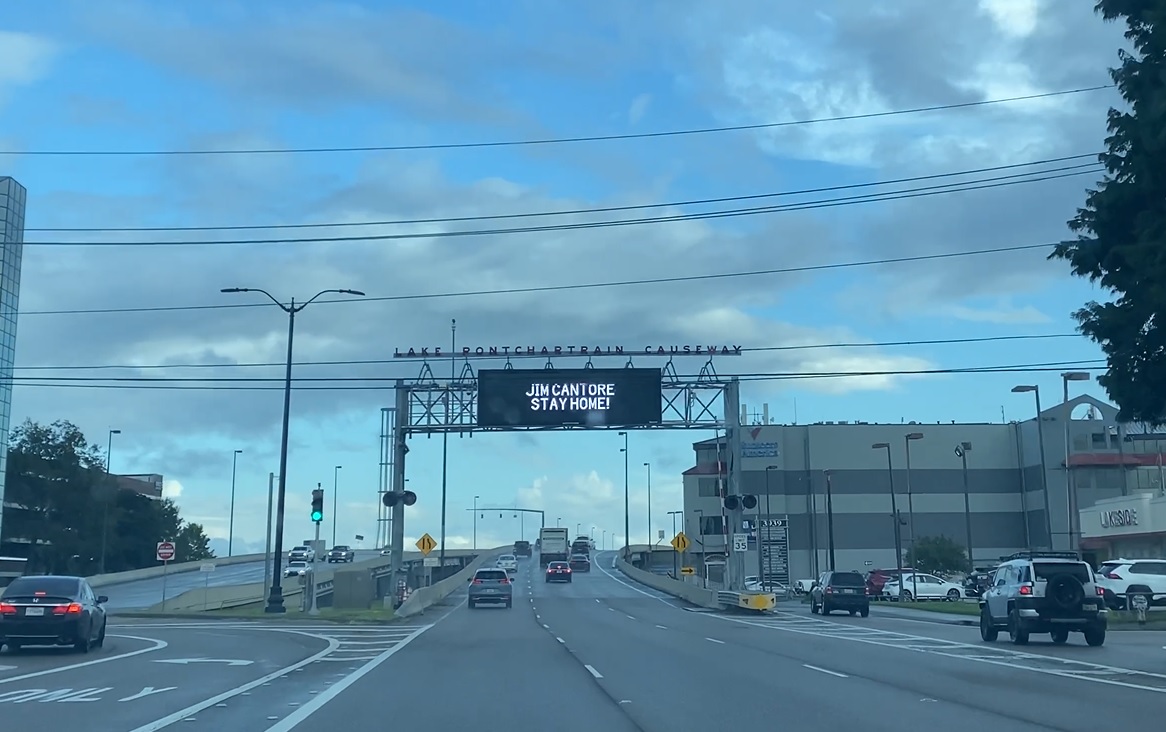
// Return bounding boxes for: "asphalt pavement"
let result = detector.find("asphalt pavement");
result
[99,551,380,611]
[14,551,1164,730]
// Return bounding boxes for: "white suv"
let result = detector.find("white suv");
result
[1095,558,1166,610]
[496,555,518,573]
[979,551,1107,646]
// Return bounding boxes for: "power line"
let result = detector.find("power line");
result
[9,359,1107,391]
[20,241,1061,317]
[26,153,1101,233]
[24,165,1100,248]
[11,333,1084,372]
[3,85,1112,157]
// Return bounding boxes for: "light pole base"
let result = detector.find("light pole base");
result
[264,588,287,614]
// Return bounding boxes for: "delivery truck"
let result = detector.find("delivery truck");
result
[538,528,570,566]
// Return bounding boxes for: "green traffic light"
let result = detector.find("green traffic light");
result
[311,511,323,521]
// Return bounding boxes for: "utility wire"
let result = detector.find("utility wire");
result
[20,241,1062,317]
[9,360,1108,391]
[24,165,1100,248]
[3,85,1113,157]
[11,333,1084,372]
[26,153,1101,233]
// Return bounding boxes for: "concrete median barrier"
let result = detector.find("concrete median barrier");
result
[87,552,268,589]
[615,556,720,609]
[393,546,510,619]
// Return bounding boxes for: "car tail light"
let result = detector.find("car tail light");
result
[0,603,15,615]
[1018,585,1033,595]
[565,568,572,573]
[472,579,483,585]
[1104,572,1122,580]
[499,578,510,584]
[1096,586,1105,596]
[53,603,83,615]
[825,587,834,594]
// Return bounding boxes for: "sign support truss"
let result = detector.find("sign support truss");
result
[403,356,730,434]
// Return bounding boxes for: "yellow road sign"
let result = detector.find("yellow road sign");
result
[680,566,695,576]
[670,531,690,553]
[415,533,437,555]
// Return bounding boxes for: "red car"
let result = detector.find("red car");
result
[865,568,917,598]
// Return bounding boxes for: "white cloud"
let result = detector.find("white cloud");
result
[944,304,1051,325]
[162,479,184,498]
[0,31,57,104]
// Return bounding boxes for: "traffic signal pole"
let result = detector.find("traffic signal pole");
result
[308,519,321,616]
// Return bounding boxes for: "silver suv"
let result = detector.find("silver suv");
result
[468,567,513,609]
[979,551,1107,647]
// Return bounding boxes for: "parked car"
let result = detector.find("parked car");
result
[884,572,965,601]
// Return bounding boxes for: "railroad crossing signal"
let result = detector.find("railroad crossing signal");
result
[415,533,437,555]
[311,488,324,523]
[723,494,758,511]
[680,566,695,576]
[670,531,690,553]
[382,490,418,507]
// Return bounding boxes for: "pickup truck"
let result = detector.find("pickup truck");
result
[326,545,355,563]
[288,545,315,563]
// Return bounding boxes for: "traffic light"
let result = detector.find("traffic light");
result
[381,490,417,508]
[311,488,324,523]
[723,494,758,511]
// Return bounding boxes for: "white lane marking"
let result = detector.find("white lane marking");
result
[125,632,341,732]
[556,637,566,644]
[0,635,168,685]
[585,664,603,679]
[804,664,849,678]
[712,612,1166,695]
[262,625,432,732]
[705,637,724,644]
[625,615,635,620]
[656,625,668,630]
[593,553,677,607]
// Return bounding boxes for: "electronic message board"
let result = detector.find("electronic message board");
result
[476,368,663,428]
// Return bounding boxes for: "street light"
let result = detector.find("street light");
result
[619,431,629,556]
[228,449,243,557]
[1061,371,1090,550]
[644,462,652,545]
[332,465,342,547]
[100,429,122,574]
[904,432,923,601]
[823,470,836,572]
[954,442,973,571]
[1013,384,1052,548]
[872,442,903,598]
[764,466,778,588]
[221,286,365,613]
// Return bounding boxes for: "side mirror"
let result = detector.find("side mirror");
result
[467,577,473,582]
[97,595,108,604]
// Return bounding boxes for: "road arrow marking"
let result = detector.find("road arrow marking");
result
[154,658,253,666]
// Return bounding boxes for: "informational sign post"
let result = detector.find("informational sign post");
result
[759,517,790,588]
[200,563,215,610]
[156,541,176,611]
[476,368,663,428]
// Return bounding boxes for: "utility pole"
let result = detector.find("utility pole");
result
[440,319,455,568]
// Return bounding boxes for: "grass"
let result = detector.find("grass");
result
[880,599,1166,629]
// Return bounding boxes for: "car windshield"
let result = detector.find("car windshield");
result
[2,576,81,599]
[332,546,350,551]
[289,561,307,568]
[499,555,515,561]
[292,547,309,552]
[829,572,865,587]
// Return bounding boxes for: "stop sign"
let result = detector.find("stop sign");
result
[156,541,176,562]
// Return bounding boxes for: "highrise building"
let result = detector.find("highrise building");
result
[0,176,26,549]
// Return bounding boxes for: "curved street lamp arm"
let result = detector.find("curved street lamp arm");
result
[220,287,290,313]
[298,288,365,311]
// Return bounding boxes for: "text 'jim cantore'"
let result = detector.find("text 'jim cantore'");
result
[476,368,664,428]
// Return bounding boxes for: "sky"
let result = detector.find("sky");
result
[0,0,1132,557]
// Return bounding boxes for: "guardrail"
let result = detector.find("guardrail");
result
[614,556,720,609]
[88,552,268,589]
[394,546,510,618]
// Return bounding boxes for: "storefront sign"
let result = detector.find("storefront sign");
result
[1100,508,1138,529]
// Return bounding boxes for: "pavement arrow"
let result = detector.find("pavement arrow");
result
[154,658,254,666]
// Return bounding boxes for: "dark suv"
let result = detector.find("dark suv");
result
[810,571,870,617]
[979,551,1107,646]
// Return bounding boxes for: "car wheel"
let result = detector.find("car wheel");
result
[979,608,998,642]
[946,589,961,601]
[859,606,870,618]
[1050,629,1069,644]
[95,620,107,649]
[74,633,91,654]
[1083,623,1106,647]
[1008,608,1029,645]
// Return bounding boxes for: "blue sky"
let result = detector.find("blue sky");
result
[0,0,1128,556]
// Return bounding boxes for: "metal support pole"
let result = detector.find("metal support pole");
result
[754,502,764,587]
[266,303,296,613]
[263,472,274,602]
[388,381,409,596]
[1032,390,1054,549]
[308,520,321,615]
[620,431,629,556]
[825,470,836,572]
[645,462,652,546]
[960,445,974,571]
[440,319,455,568]
[100,429,120,575]
[904,435,919,601]
[228,449,241,557]
[724,379,745,591]
[332,465,341,547]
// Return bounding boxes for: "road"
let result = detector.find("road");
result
[98,551,381,611]
[5,551,1164,730]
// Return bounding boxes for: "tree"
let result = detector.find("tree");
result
[1050,0,1166,424]
[3,419,214,574]
[905,535,968,575]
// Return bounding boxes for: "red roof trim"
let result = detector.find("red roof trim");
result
[1068,453,1166,467]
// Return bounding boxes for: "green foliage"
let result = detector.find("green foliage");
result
[904,535,968,575]
[1050,0,1166,423]
[3,419,215,575]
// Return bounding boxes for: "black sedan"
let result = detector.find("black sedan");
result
[568,554,591,572]
[0,575,108,653]
[545,561,573,583]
